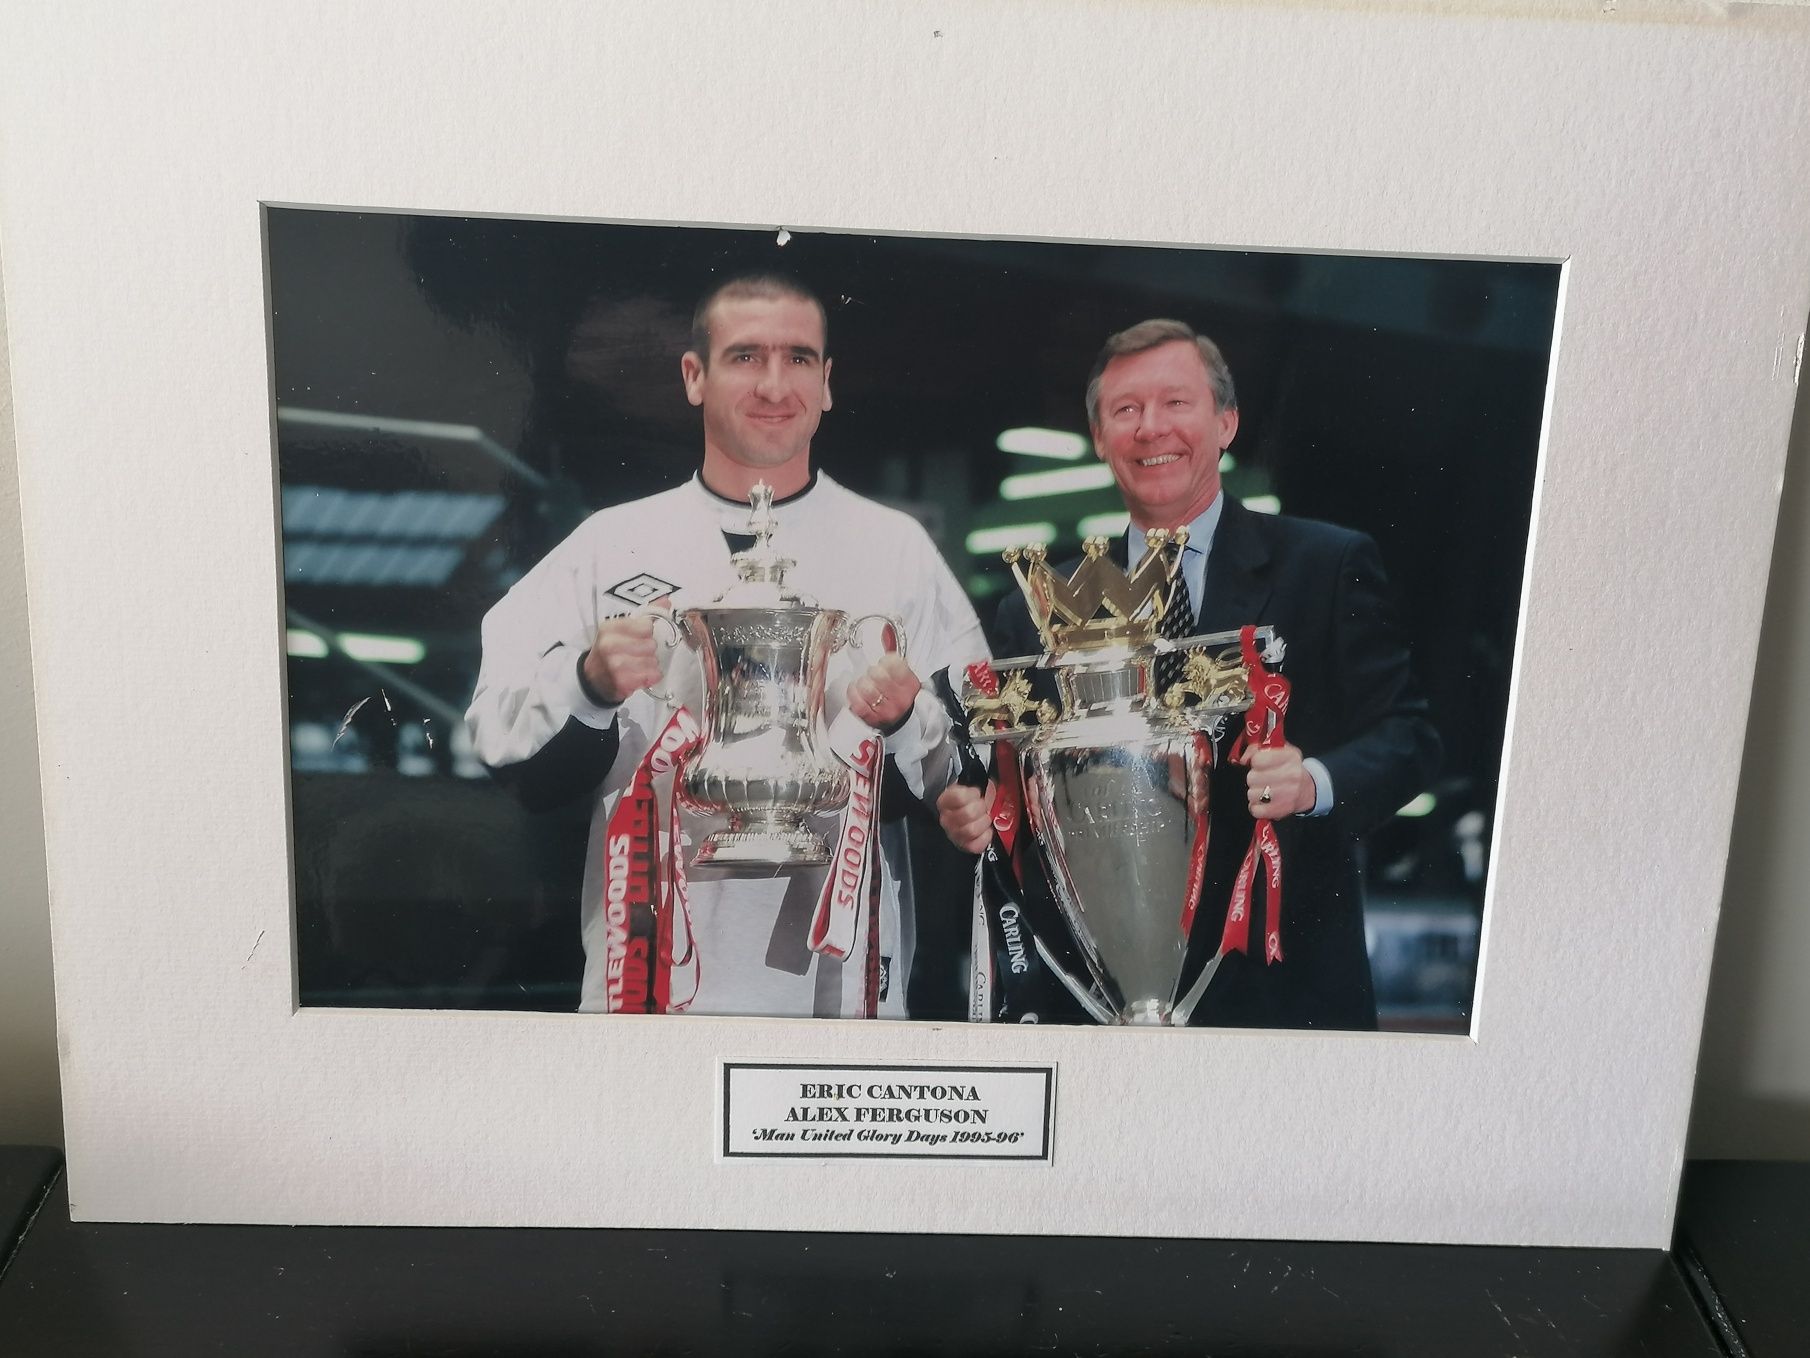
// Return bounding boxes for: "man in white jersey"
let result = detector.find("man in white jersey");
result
[466,273,986,1018]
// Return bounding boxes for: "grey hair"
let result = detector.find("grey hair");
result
[1084,318,1237,427]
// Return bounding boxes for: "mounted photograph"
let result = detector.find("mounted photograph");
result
[271,207,1559,1035]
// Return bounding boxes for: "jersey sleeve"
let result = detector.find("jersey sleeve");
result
[882,526,990,802]
[464,529,642,810]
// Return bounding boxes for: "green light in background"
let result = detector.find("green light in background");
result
[286,629,330,659]
[339,632,427,664]
[996,427,1089,459]
[1397,792,1437,818]
[1076,511,1131,538]
[1000,465,1116,500]
[965,522,1057,555]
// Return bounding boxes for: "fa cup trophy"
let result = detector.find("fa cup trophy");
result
[651,483,903,868]
[959,531,1284,1026]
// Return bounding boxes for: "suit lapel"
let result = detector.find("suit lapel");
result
[1195,497,1274,634]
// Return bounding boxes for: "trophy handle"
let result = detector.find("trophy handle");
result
[641,610,688,708]
[1169,950,1226,1027]
[840,612,908,665]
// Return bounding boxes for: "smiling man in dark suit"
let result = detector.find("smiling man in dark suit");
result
[940,318,1441,1030]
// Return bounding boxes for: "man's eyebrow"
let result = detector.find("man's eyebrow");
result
[1109,383,1189,402]
[718,341,823,360]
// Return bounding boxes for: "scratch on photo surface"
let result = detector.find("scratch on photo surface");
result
[245,930,265,966]
[333,697,371,746]
[775,227,791,247]
[423,719,435,749]
[1484,1287,1523,1341]
[381,688,396,725]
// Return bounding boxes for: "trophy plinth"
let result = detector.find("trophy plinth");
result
[692,818,834,868]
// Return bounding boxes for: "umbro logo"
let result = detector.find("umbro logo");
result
[606,573,678,607]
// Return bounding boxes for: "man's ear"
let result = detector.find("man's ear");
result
[680,351,705,407]
[1218,404,1240,451]
[821,356,833,412]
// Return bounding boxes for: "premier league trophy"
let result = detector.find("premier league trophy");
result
[652,483,902,868]
[960,531,1282,1026]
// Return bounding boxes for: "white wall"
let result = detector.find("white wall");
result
[0,251,1806,1160]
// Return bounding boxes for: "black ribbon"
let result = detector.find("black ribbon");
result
[933,670,1096,1025]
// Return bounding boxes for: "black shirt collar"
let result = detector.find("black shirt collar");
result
[697,468,819,508]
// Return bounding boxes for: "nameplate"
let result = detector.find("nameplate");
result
[720,1062,1055,1161]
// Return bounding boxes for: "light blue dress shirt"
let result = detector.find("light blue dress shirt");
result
[1127,493,1333,817]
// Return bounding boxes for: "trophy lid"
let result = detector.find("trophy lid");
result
[714,482,817,609]
[1005,529,1188,654]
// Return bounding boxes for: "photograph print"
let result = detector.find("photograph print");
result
[268,207,1558,1033]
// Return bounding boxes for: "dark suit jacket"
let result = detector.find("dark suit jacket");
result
[993,497,1441,1030]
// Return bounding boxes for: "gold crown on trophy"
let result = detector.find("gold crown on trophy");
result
[1005,528,1189,652]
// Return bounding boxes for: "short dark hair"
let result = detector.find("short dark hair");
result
[688,273,828,368]
[1084,319,1237,427]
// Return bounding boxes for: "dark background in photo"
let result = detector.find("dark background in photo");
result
[269,207,1558,1028]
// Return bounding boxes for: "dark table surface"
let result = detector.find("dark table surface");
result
[1673,1159,1810,1356]
[0,1147,59,1278]
[1,1146,1787,1357]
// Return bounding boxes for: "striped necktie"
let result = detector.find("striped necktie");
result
[1155,559,1193,693]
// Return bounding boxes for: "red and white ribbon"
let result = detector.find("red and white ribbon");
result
[599,706,704,1013]
[964,661,1029,865]
[808,708,884,965]
[601,694,893,1015]
[1222,625,1291,964]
